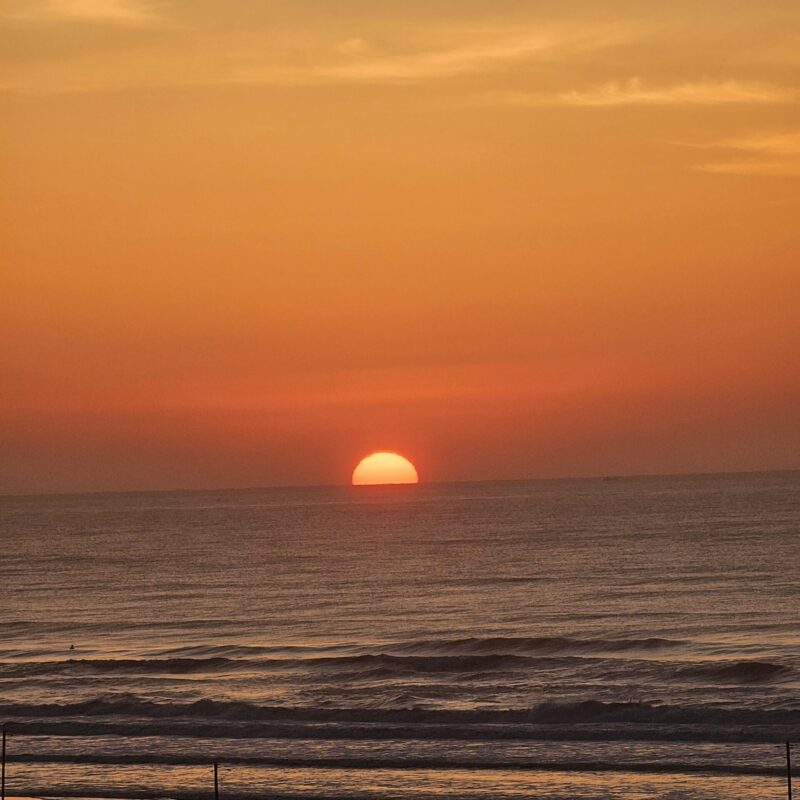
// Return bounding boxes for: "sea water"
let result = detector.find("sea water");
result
[1,472,799,799]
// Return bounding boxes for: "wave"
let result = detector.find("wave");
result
[388,635,686,656]
[0,652,796,685]
[5,752,785,777]
[0,653,547,678]
[306,653,567,674]
[0,634,689,679]
[1,657,247,677]
[1,697,798,731]
[3,651,792,685]
[674,660,793,683]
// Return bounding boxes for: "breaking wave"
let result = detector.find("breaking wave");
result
[674,660,793,683]
[2,697,799,736]
[1,647,792,687]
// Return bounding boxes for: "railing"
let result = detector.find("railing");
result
[0,727,795,800]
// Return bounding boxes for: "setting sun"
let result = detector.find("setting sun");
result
[2,3,798,799]
[352,452,419,486]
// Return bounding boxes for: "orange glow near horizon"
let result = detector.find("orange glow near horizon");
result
[352,453,420,486]
[1,1,799,494]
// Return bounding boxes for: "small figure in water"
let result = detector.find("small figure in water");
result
[69,643,75,651]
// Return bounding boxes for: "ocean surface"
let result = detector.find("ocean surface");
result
[1,472,799,799]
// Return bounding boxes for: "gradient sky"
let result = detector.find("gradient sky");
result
[2,0,800,494]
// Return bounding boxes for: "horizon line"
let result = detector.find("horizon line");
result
[1,467,798,501]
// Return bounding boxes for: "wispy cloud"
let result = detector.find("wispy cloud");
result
[712,132,800,156]
[0,20,639,94]
[318,26,628,83]
[8,0,159,24]
[498,78,796,107]
[700,160,800,176]
[690,132,800,177]
[228,23,639,87]
[320,34,563,82]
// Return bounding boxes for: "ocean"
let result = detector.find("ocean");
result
[1,472,798,799]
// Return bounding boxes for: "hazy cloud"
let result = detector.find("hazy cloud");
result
[8,0,159,24]
[229,24,638,87]
[320,27,630,83]
[1,19,639,94]
[700,160,800,176]
[713,132,800,156]
[692,132,800,177]
[498,78,796,107]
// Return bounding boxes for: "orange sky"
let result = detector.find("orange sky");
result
[2,0,800,493]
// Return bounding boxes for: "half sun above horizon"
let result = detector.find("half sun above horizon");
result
[352,452,419,486]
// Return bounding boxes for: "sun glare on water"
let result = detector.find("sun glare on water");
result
[352,452,419,486]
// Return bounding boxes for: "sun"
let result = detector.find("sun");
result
[352,452,419,486]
